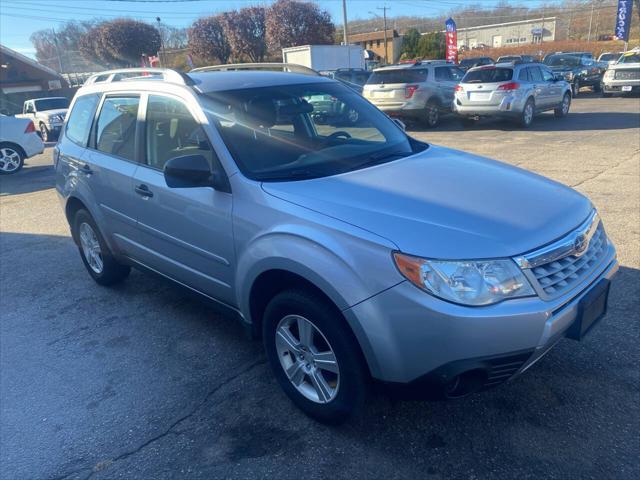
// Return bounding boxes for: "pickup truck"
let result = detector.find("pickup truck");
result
[16,97,70,142]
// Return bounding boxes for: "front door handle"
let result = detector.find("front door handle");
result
[80,164,93,175]
[134,184,153,198]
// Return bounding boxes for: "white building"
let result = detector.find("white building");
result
[453,17,557,49]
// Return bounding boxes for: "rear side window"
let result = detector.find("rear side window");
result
[368,69,428,84]
[463,67,513,83]
[65,94,100,146]
[145,95,218,171]
[95,96,140,161]
[435,66,464,81]
[518,68,530,81]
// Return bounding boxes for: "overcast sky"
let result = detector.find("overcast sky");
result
[1,0,550,58]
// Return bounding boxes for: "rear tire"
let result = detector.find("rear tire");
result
[263,289,368,424]
[73,209,130,286]
[423,101,440,128]
[572,81,580,97]
[519,98,535,128]
[554,93,571,118]
[0,143,25,175]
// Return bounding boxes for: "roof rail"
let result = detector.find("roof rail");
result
[190,63,320,76]
[84,68,195,86]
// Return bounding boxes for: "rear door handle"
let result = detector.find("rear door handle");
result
[80,164,93,175]
[134,184,153,198]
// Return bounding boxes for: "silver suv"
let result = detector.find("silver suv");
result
[453,62,572,127]
[363,61,464,128]
[56,67,617,424]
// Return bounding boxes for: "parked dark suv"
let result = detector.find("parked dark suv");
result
[543,54,604,96]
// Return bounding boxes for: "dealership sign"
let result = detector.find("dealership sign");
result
[614,0,633,42]
[445,18,458,63]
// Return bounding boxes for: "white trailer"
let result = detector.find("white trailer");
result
[282,45,364,72]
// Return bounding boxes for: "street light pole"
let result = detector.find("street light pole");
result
[587,1,595,42]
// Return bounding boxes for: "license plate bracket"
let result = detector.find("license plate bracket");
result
[566,279,610,341]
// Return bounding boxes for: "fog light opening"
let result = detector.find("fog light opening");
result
[445,369,487,398]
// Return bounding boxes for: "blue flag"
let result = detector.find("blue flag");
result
[614,0,633,42]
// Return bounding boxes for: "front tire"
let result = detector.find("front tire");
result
[554,93,571,118]
[572,81,580,97]
[0,143,25,175]
[73,209,130,286]
[519,98,535,128]
[263,289,368,424]
[39,123,49,143]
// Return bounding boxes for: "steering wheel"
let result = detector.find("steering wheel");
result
[320,131,352,147]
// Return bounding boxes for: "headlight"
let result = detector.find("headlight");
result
[393,253,535,306]
[604,70,615,79]
[580,69,589,76]
[565,72,574,80]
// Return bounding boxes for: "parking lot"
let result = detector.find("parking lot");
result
[1,93,639,480]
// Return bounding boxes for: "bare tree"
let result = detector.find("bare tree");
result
[188,15,231,64]
[221,7,267,62]
[265,0,335,52]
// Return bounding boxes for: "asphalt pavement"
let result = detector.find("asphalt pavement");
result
[1,93,639,480]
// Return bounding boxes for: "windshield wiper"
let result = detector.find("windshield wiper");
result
[355,151,409,169]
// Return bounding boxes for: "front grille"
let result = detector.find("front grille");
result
[529,222,607,298]
[614,69,640,80]
[482,352,532,389]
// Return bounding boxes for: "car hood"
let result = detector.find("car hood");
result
[42,109,68,117]
[262,145,592,259]
[548,65,578,72]
[609,63,640,70]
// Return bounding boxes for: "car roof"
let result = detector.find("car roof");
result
[189,70,332,93]
[31,97,68,101]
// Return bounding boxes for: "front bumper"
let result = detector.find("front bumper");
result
[603,79,640,93]
[345,245,618,386]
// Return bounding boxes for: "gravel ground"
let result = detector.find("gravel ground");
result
[1,93,639,480]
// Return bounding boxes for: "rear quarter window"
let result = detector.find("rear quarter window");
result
[368,69,428,84]
[65,94,101,146]
[463,68,513,83]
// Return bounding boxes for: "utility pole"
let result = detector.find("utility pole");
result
[587,1,595,42]
[540,7,545,43]
[341,0,349,45]
[377,5,390,65]
[156,16,166,67]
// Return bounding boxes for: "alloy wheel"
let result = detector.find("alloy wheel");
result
[0,147,22,173]
[39,124,48,143]
[562,95,570,115]
[275,314,340,404]
[79,222,104,274]
[347,108,359,124]
[523,102,533,125]
[427,105,439,126]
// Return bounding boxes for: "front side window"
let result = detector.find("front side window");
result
[541,67,554,82]
[619,53,640,63]
[145,95,217,171]
[65,93,100,146]
[202,82,422,182]
[95,96,139,161]
[528,67,543,82]
[544,55,580,67]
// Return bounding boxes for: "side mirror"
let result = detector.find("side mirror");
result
[392,118,406,131]
[553,73,564,82]
[164,154,213,188]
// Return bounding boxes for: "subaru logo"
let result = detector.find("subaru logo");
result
[573,234,589,256]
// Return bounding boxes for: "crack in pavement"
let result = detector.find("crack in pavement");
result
[46,359,267,480]
[570,152,639,189]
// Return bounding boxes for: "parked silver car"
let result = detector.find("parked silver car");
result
[453,62,573,127]
[56,67,617,423]
[363,61,464,128]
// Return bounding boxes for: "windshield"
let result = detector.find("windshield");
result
[618,53,640,63]
[34,98,69,111]
[599,53,620,62]
[497,56,520,62]
[203,82,422,182]
[462,67,513,83]
[367,69,427,84]
[544,55,581,67]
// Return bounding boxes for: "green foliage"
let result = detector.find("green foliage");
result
[401,28,421,58]
[416,32,446,60]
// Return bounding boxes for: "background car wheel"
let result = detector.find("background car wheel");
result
[602,90,612,98]
[424,101,440,128]
[0,143,25,175]
[519,98,535,128]
[39,123,49,143]
[73,209,130,286]
[263,289,368,424]
[345,108,359,125]
[572,81,580,97]
[554,93,571,118]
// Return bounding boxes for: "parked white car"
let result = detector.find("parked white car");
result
[0,115,45,174]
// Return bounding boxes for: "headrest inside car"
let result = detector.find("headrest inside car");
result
[278,100,314,116]
[243,97,277,129]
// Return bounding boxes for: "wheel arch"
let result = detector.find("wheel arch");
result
[0,141,26,159]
